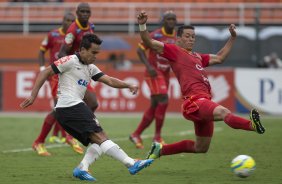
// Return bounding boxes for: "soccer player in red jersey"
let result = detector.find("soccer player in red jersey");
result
[129,11,177,149]
[59,2,98,112]
[33,12,84,156]
[136,11,265,159]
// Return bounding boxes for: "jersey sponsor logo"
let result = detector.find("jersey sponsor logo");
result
[54,56,72,66]
[65,33,74,44]
[196,64,204,70]
[77,79,88,87]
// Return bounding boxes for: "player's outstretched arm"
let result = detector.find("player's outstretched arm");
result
[208,24,237,66]
[98,75,138,95]
[138,10,164,54]
[20,66,55,108]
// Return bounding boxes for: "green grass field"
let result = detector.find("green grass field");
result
[0,114,281,184]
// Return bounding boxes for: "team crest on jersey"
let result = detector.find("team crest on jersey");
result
[51,32,60,37]
[65,33,74,44]
[76,29,81,34]
[153,33,163,38]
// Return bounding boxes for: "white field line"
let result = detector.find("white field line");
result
[2,127,223,154]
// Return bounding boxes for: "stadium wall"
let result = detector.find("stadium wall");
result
[1,67,282,114]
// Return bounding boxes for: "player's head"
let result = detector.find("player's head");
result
[176,25,195,51]
[76,3,91,24]
[62,12,75,30]
[161,10,177,30]
[80,34,102,64]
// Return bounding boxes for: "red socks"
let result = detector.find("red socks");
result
[34,112,56,143]
[154,103,168,139]
[224,113,253,131]
[134,106,156,135]
[161,140,196,155]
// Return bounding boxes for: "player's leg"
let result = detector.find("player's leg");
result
[153,94,168,144]
[130,97,157,149]
[213,105,265,134]
[89,131,153,175]
[84,89,99,112]
[49,122,62,143]
[153,75,169,143]
[32,111,56,156]
[55,103,153,180]
[130,76,161,148]
[147,120,213,159]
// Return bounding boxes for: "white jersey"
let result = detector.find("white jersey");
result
[52,54,103,108]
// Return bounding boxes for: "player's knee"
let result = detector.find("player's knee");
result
[217,107,231,119]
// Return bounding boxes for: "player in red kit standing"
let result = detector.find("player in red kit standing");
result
[136,11,265,160]
[33,12,84,156]
[129,11,177,149]
[59,2,98,112]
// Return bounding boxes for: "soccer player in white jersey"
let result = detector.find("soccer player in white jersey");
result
[20,33,153,181]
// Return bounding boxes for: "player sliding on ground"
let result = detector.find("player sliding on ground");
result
[20,33,153,181]
[136,10,265,160]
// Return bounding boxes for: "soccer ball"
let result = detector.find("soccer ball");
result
[231,155,256,178]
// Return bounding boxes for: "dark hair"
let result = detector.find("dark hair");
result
[177,25,195,37]
[160,10,176,24]
[80,33,103,50]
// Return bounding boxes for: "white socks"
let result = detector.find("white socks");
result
[79,143,102,171]
[100,140,135,168]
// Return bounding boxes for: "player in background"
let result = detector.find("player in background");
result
[33,12,84,156]
[136,11,265,160]
[58,2,98,112]
[129,11,177,149]
[20,34,154,181]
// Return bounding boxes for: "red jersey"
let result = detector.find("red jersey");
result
[64,19,95,54]
[40,27,65,64]
[139,27,176,77]
[161,43,211,99]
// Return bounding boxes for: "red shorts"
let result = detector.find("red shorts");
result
[182,98,219,137]
[145,75,169,95]
[48,75,58,99]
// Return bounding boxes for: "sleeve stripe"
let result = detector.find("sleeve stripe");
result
[138,43,147,51]
[91,72,104,81]
[51,63,60,74]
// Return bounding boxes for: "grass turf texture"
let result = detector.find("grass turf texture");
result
[0,115,281,184]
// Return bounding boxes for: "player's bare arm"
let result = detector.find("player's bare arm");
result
[58,44,72,58]
[208,24,237,66]
[137,47,157,77]
[38,50,46,71]
[138,11,164,54]
[98,75,138,95]
[20,66,55,108]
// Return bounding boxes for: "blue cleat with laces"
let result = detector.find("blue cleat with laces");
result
[128,159,154,175]
[73,167,96,181]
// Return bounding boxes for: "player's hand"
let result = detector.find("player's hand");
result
[20,96,35,109]
[137,10,148,25]
[129,84,139,95]
[148,67,157,78]
[229,24,236,38]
